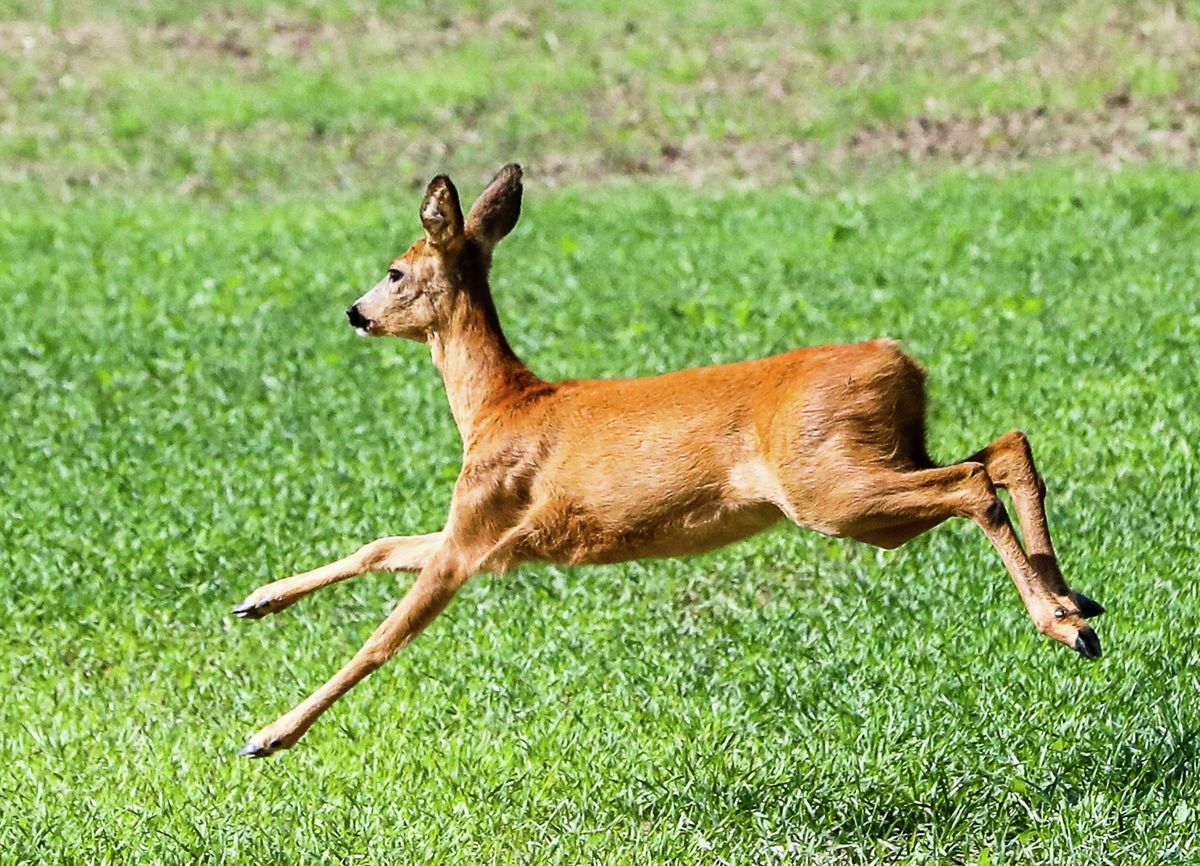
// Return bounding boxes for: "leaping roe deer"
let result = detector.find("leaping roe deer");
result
[234,164,1105,758]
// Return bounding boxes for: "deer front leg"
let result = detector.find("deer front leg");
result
[238,544,470,757]
[233,532,444,619]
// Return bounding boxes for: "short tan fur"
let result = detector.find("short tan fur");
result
[234,165,1104,758]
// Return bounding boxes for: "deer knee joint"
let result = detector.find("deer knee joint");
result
[957,462,1005,527]
[360,642,391,671]
[356,538,394,569]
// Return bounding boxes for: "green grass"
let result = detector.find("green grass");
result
[3,0,1198,198]
[2,165,1199,863]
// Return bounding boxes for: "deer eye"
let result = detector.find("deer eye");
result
[387,268,403,282]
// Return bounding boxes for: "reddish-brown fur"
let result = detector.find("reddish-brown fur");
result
[234,165,1104,757]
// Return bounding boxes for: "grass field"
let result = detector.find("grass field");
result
[3,2,1200,864]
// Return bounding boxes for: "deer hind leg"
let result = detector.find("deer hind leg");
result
[807,462,1101,658]
[963,430,1105,620]
[233,531,444,619]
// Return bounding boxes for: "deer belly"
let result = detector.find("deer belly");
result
[522,496,782,566]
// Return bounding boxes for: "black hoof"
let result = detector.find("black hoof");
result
[232,599,271,620]
[1074,629,1103,660]
[1075,593,1106,619]
[238,741,270,758]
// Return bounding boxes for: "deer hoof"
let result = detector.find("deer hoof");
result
[232,599,273,619]
[1073,628,1102,660]
[238,734,285,758]
[237,741,272,758]
[1074,593,1106,619]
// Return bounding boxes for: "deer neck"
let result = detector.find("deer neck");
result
[429,285,536,445]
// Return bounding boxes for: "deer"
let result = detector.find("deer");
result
[233,164,1105,758]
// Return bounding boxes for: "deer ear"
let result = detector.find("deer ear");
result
[465,163,523,255]
[420,175,464,250]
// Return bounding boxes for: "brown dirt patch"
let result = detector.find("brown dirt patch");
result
[526,95,1200,189]
[844,96,1200,168]
[3,3,1200,196]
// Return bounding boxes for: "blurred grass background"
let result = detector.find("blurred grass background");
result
[1,2,1199,864]
[3,0,1199,196]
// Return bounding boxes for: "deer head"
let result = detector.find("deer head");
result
[347,163,523,341]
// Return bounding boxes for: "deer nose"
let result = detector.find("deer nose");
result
[346,305,370,329]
